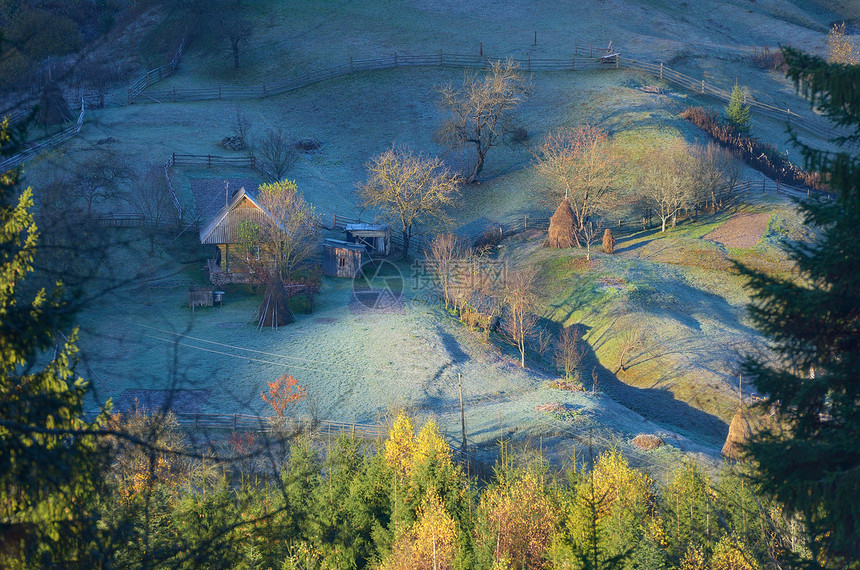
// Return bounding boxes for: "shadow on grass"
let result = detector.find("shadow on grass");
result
[580,336,729,445]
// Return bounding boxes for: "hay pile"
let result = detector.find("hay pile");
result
[545,198,576,248]
[722,407,752,461]
[36,82,72,126]
[632,434,665,451]
[602,228,616,254]
[257,277,294,329]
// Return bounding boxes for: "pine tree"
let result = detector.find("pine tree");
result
[738,47,860,565]
[0,117,111,565]
[725,85,752,134]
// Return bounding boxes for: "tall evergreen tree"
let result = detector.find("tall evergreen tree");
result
[738,47,860,565]
[0,117,111,565]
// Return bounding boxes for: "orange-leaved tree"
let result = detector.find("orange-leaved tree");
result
[261,374,306,417]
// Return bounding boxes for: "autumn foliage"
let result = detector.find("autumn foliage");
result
[261,374,306,417]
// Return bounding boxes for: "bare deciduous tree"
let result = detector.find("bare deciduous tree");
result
[426,233,465,309]
[69,150,132,216]
[255,179,318,279]
[437,58,530,183]
[131,167,177,255]
[693,143,739,213]
[556,325,584,383]
[581,220,604,261]
[258,127,297,181]
[616,327,645,374]
[360,145,461,260]
[500,265,539,368]
[216,5,254,69]
[639,142,697,232]
[533,125,615,246]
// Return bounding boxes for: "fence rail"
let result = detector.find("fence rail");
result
[0,98,85,172]
[617,57,838,140]
[86,411,384,438]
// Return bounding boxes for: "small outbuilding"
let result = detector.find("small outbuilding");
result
[323,238,364,278]
[345,223,390,256]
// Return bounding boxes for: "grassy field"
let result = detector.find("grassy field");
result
[23,0,855,472]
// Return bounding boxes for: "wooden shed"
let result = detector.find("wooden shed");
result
[345,223,390,256]
[323,238,364,278]
[199,187,279,283]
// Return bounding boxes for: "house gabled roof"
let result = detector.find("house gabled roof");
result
[199,187,280,245]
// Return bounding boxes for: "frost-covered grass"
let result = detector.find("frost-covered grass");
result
[28,0,853,467]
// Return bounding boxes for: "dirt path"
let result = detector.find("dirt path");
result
[704,213,770,249]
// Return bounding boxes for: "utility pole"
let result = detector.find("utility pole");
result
[458,372,466,455]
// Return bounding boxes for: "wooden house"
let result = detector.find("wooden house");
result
[200,187,279,284]
[345,223,390,256]
[323,238,364,278]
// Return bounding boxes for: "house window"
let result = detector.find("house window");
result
[246,246,260,261]
[339,256,346,268]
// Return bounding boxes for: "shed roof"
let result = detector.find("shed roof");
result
[324,238,366,251]
[345,223,389,234]
[199,187,280,245]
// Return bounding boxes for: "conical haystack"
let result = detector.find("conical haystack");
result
[36,82,72,126]
[722,407,752,461]
[257,277,294,330]
[545,198,576,248]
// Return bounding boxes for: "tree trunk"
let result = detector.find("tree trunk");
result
[661,217,667,233]
[467,143,486,183]
[519,337,526,368]
[401,228,411,261]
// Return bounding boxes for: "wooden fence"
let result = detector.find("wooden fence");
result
[616,57,837,141]
[127,39,185,104]
[86,411,385,439]
[120,42,837,143]
[0,98,85,172]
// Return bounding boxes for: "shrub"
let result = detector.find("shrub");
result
[679,106,824,190]
[752,47,787,72]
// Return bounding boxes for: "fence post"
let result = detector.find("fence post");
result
[528,56,531,71]
[524,214,528,229]
[534,31,537,46]
[616,56,619,69]
[762,176,766,193]
[208,155,211,167]
[350,55,353,72]
[572,54,575,70]
[776,180,780,194]
[263,83,267,97]
[660,62,663,80]
[233,414,237,431]
[195,414,199,428]
[394,52,398,66]
[172,152,175,165]
[440,50,443,65]
[701,79,705,94]
[172,86,176,102]
[479,42,483,57]
[219,85,222,99]
[590,45,593,57]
